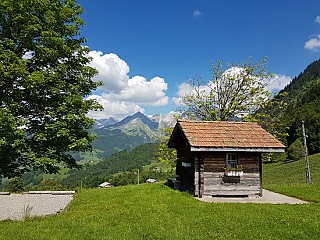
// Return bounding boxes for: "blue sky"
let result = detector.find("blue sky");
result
[78,0,320,119]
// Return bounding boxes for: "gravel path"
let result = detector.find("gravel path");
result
[196,189,308,204]
[0,192,74,221]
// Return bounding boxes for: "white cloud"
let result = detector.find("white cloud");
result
[87,51,169,119]
[304,17,320,51]
[193,10,202,17]
[172,83,195,106]
[88,51,129,92]
[86,95,145,120]
[104,76,168,106]
[304,35,320,51]
[172,81,212,106]
[267,74,292,93]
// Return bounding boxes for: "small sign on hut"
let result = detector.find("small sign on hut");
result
[168,120,285,197]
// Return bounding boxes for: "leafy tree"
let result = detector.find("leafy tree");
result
[287,139,305,161]
[8,177,24,193]
[247,91,289,143]
[182,57,272,121]
[0,0,101,177]
[156,128,176,169]
[39,178,64,190]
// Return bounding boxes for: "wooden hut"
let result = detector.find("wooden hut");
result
[168,120,285,197]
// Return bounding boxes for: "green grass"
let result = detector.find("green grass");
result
[263,153,320,202]
[0,183,320,240]
[1,154,320,239]
[142,159,173,172]
[263,153,320,185]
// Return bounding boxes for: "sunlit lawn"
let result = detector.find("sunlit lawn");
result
[1,154,320,240]
[0,183,320,240]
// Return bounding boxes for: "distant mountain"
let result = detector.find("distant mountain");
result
[89,112,178,159]
[106,112,159,131]
[150,111,180,129]
[94,117,118,129]
[91,128,154,159]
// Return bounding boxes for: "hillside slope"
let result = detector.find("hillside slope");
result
[60,143,159,188]
[263,153,320,185]
[277,59,320,154]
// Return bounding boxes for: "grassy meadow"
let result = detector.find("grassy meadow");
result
[263,153,320,203]
[0,154,320,240]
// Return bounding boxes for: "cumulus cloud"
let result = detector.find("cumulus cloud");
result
[172,83,193,106]
[104,76,168,106]
[86,95,145,120]
[172,81,211,106]
[87,51,169,119]
[304,35,320,51]
[88,51,129,92]
[304,17,320,51]
[193,10,202,17]
[267,74,292,94]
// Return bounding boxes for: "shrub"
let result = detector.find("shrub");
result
[287,139,305,161]
[8,177,24,193]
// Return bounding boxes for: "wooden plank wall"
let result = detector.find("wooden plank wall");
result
[176,149,195,192]
[200,152,261,196]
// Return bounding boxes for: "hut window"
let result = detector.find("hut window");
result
[226,153,238,168]
[182,162,191,167]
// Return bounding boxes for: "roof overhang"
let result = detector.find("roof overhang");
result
[190,147,285,153]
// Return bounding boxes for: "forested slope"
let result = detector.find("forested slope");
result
[279,59,320,154]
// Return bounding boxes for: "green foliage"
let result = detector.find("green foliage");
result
[8,177,24,193]
[278,60,320,154]
[262,152,287,163]
[60,143,160,188]
[0,0,101,177]
[249,91,289,144]
[21,171,43,188]
[156,127,176,169]
[38,179,64,191]
[287,139,305,161]
[109,169,174,186]
[182,57,272,121]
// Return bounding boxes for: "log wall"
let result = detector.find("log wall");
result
[198,152,261,196]
[176,149,195,192]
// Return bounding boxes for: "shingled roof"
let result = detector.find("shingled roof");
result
[168,120,285,152]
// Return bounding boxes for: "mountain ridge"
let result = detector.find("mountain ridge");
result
[105,111,159,131]
[90,111,177,159]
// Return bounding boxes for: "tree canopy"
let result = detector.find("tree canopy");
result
[182,57,272,121]
[0,0,101,177]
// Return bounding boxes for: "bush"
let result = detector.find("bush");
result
[262,152,287,163]
[8,177,24,193]
[38,179,64,191]
[287,139,305,161]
